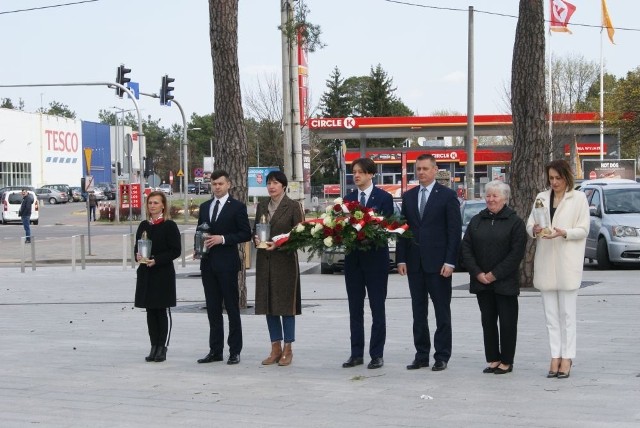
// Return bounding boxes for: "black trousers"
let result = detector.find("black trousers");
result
[344,251,389,359]
[407,271,452,363]
[201,267,243,356]
[146,308,169,347]
[476,291,518,365]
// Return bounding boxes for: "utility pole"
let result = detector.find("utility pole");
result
[465,6,476,200]
[281,0,304,203]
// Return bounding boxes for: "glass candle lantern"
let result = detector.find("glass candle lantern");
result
[194,223,211,258]
[533,198,552,237]
[137,231,153,264]
[256,215,271,249]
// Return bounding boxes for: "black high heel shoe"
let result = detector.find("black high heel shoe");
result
[145,345,158,362]
[557,359,572,379]
[547,358,560,378]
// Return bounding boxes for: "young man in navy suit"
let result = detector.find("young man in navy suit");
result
[341,158,394,370]
[396,154,461,372]
[196,170,251,366]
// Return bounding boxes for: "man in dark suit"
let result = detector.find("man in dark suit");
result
[397,154,461,372]
[196,170,251,365]
[342,158,394,370]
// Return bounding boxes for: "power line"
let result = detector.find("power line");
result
[383,0,640,33]
[0,0,99,16]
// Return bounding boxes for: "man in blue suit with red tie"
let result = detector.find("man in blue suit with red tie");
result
[196,170,251,366]
[397,154,461,372]
[341,158,394,370]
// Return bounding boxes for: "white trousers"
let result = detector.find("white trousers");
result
[540,289,578,359]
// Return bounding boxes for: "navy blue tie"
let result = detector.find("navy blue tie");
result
[211,200,220,222]
[360,191,366,207]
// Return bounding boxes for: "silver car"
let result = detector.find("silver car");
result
[35,188,69,204]
[582,181,640,269]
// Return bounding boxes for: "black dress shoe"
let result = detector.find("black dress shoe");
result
[432,360,448,371]
[407,360,429,370]
[227,354,241,365]
[367,357,384,369]
[342,356,364,368]
[197,352,223,364]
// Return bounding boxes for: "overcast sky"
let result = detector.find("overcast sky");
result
[0,0,637,127]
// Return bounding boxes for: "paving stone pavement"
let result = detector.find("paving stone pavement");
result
[1,259,639,427]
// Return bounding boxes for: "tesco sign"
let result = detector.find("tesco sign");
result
[45,129,79,153]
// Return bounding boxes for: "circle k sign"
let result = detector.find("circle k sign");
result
[344,117,356,129]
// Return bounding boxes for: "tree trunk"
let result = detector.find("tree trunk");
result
[209,0,249,308]
[510,0,546,288]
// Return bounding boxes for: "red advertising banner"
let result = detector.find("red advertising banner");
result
[323,184,341,195]
[564,143,608,155]
[297,28,308,126]
[119,183,142,210]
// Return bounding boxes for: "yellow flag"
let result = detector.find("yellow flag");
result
[601,0,615,44]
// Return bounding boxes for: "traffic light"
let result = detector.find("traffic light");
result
[143,156,154,178]
[115,64,131,98]
[160,74,175,105]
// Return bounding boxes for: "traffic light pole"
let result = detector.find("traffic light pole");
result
[0,81,147,219]
[139,91,189,224]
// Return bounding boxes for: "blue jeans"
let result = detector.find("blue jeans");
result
[22,216,31,240]
[266,315,295,343]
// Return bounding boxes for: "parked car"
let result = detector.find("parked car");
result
[35,187,69,204]
[194,182,210,194]
[96,183,116,200]
[460,199,488,239]
[187,183,197,194]
[1,190,39,225]
[92,188,107,201]
[70,187,85,202]
[159,183,173,195]
[41,184,73,201]
[581,180,640,269]
[320,199,403,274]
[0,186,35,194]
[457,199,487,271]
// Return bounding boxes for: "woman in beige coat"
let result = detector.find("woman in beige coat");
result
[526,160,589,379]
[253,171,304,366]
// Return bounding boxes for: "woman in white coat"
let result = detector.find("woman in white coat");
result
[526,159,589,379]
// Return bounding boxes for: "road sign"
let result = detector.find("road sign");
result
[194,168,204,177]
[169,171,174,185]
[194,177,203,183]
[176,169,184,177]
[84,175,94,192]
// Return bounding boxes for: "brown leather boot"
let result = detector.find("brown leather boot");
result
[278,342,293,366]
[262,341,282,365]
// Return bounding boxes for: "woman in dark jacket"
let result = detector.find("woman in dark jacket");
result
[134,191,181,363]
[461,180,527,375]
[253,171,304,366]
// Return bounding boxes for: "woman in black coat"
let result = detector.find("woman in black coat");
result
[134,191,181,362]
[460,180,527,375]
